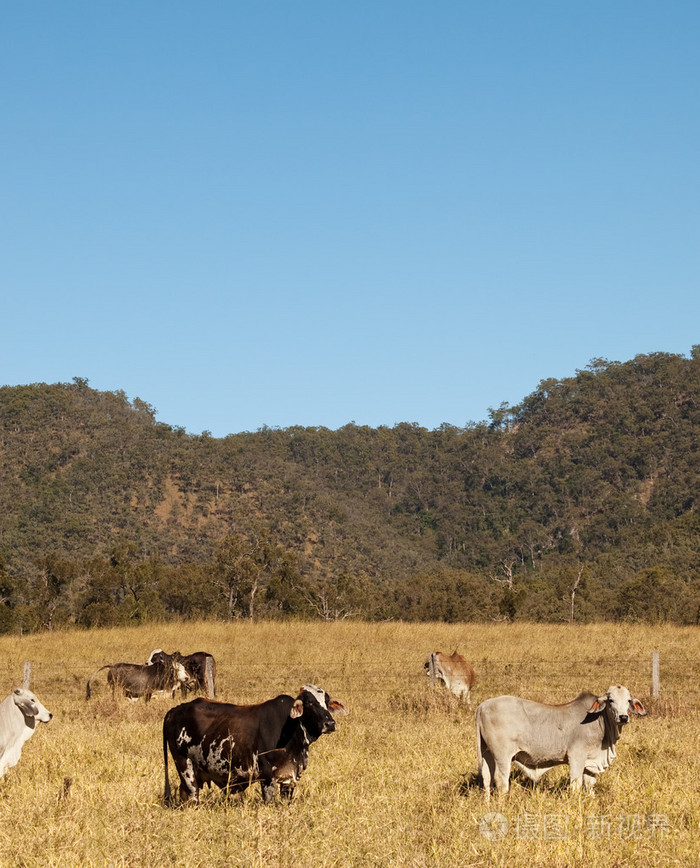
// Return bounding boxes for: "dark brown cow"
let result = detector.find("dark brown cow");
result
[146,649,216,697]
[425,651,477,705]
[163,684,345,805]
[86,652,188,702]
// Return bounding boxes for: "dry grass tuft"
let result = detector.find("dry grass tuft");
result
[386,684,468,716]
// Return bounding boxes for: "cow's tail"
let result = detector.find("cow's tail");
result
[86,665,110,700]
[163,714,173,807]
[474,704,484,784]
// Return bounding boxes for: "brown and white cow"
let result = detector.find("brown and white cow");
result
[425,651,476,704]
[475,684,646,801]
[147,649,216,697]
[86,651,188,702]
[163,684,345,805]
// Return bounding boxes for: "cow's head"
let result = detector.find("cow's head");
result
[146,650,188,688]
[13,688,52,724]
[166,651,197,686]
[588,685,646,728]
[159,653,189,686]
[289,685,346,738]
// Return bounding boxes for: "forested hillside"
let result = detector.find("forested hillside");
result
[0,350,698,631]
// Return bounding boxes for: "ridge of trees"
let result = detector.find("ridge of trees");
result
[0,349,697,631]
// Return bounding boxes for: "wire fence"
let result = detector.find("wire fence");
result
[1,651,696,701]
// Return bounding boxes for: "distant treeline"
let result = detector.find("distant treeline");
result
[0,349,698,631]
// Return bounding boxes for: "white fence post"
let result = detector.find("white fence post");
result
[428,652,437,687]
[22,661,31,690]
[205,656,215,698]
[651,650,660,699]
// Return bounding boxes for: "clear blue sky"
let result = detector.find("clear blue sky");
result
[2,2,698,436]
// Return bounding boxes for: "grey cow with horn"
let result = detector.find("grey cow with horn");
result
[475,684,646,801]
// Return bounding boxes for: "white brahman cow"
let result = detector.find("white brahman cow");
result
[475,684,646,800]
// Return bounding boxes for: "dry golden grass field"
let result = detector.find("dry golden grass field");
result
[0,620,698,867]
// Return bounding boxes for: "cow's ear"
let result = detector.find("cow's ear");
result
[588,696,606,713]
[13,693,38,717]
[290,699,304,719]
[328,699,347,715]
[630,698,647,716]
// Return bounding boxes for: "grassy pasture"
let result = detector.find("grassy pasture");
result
[0,620,698,867]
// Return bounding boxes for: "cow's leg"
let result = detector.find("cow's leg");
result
[458,685,471,706]
[480,749,495,802]
[177,758,200,805]
[492,757,512,797]
[568,758,585,792]
[279,783,295,800]
[260,780,277,804]
[582,771,597,793]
